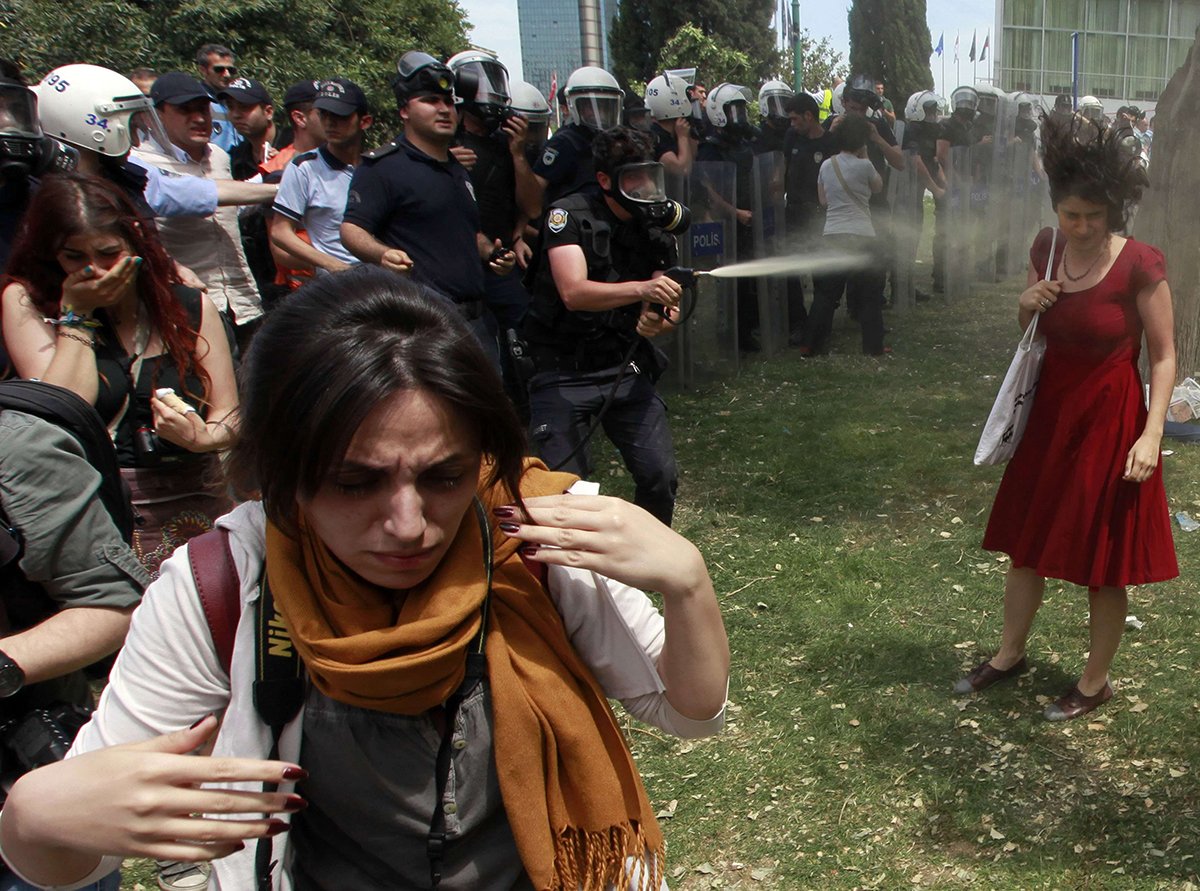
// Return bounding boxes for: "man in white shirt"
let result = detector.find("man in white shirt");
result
[132,72,275,349]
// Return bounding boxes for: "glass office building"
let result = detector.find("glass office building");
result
[518,0,619,100]
[996,0,1200,106]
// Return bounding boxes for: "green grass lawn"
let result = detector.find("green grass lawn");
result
[120,261,1200,891]
[616,269,1200,889]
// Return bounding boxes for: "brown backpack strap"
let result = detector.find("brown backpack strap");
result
[187,527,241,676]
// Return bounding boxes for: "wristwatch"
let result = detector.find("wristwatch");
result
[0,649,26,698]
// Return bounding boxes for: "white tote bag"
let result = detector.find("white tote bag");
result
[974,229,1056,466]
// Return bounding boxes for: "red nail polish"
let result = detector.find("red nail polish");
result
[284,794,308,812]
[282,767,309,781]
[498,522,520,533]
[265,820,290,836]
[492,505,515,518]
[520,545,540,556]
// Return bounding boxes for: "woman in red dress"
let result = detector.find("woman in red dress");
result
[956,119,1177,721]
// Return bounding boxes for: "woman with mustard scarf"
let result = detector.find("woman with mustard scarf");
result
[0,267,730,891]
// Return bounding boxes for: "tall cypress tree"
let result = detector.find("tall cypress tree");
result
[848,0,934,117]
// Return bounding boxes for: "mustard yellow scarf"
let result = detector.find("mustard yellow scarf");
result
[265,462,665,890]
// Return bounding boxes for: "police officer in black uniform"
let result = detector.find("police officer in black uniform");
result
[341,52,514,363]
[533,66,623,205]
[523,126,684,525]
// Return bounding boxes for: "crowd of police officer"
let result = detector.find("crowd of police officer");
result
[1,43,1141,530]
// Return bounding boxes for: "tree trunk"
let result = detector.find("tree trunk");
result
[1134,41,1199,379]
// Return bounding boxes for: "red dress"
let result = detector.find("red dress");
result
[982,228,1179,588]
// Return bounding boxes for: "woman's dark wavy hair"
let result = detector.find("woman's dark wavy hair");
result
[836,113,872,154]
[1041,115,1148,231]
[1,173,210,401]
[226,266,527,535]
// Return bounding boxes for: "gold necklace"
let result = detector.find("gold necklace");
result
[1062,237,1110,282]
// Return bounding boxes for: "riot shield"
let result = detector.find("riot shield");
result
[1004,138,1035,277]
[886,147,924,311]
[667,160,739,387]
[944,145,974,299]
[751,151,788,354]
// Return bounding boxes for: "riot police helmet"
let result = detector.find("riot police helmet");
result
[1079,95,1104,122]
[705,82,753,129]
[950,86,979,116]
[843,73,881,111]
[904,90,944,123]
[393,52,455,106]
[758,79,793,121]
[509,79,551,149]
[35,64,169,157]
[447,50,511,127]
[563,66,623,132]
[644,73,690,122]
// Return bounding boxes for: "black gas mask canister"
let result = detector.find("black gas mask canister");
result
[605,160,691,232]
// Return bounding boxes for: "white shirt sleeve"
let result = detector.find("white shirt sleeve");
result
[273,159,308,223]
[547,564,725,740]
[128,155,219,219]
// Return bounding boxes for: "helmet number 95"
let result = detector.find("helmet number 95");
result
[45,74,70,93]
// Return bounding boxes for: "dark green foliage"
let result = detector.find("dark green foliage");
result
[610,0,779,91]
[0,0,469,123]
[848,0,933,117]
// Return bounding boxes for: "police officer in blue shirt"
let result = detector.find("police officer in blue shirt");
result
[340,52,514,363]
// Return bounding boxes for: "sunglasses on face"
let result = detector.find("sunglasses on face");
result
[212,65,237,75]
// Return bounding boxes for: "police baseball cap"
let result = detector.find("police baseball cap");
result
[283,79,321,109]
[219,77,273,107]
[150,72,211,106]
[314,78,370,115]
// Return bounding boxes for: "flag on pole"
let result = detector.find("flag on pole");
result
[935,33,944,57]
[980,31,990,62]
[954,33,959,63]
[548,70,558,105]
[968,30,977,62]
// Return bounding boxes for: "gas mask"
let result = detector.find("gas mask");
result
[0,80,78,179]
[604,161,691,232]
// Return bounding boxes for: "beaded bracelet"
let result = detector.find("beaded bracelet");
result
[44,308,101,330]
[57,330,96,349]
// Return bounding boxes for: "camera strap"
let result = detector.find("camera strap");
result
[427,497,493,887]
[189,498,494,891]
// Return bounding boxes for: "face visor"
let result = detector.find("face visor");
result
[615,161,667,204]
[0,83,39,137]
[571,91,622,132]
[922,100,941,122]
[977,95,998,118]
[724,100,749,128]
[458,59,509,107]
[763,94,789,120]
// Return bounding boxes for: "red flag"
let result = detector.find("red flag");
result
[548,70,558,105]
[980,32,990,62]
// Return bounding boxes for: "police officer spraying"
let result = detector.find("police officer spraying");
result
[341,52,514,359]
[523,127,684,525]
